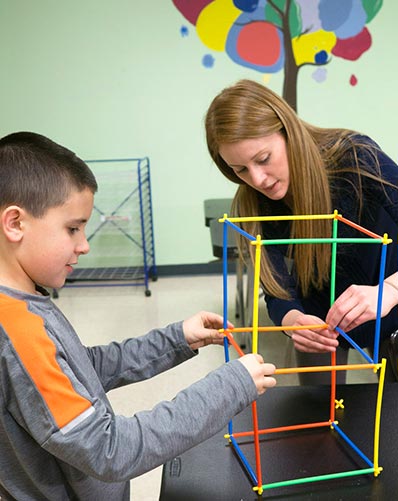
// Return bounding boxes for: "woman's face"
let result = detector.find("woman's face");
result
[219,132,290,201]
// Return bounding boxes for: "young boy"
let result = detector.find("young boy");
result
[0,132,276,500]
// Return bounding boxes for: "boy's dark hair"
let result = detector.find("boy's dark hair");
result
[0,131,98,216]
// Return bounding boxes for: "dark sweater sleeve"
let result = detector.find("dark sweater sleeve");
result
[265,136,398,327]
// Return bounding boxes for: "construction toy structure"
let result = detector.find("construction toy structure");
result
[219,210,388,495]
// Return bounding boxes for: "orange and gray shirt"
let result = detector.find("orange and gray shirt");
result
[0,285,256,500]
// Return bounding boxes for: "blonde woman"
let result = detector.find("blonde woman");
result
[205,79,398,384]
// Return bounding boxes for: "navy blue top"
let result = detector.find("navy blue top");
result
[261,136,398,348]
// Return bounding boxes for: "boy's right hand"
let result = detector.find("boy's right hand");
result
[238,354,276,395]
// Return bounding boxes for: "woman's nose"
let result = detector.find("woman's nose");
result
[249,166,267,188]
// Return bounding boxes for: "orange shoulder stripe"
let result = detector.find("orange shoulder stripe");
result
[0,294,92,429]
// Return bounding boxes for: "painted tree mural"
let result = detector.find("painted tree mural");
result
[172,0,383,111]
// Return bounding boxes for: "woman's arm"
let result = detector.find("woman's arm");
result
[324,139,398,333]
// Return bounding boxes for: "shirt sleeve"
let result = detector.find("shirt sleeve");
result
[1,304,258,482]
[84,321,197,392]
[7,341,257,481]
[45,359,257,481]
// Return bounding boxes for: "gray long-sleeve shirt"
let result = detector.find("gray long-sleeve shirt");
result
[0,285,257,500]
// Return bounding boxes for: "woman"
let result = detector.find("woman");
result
[205,79,398,383]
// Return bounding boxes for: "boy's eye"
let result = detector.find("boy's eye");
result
[69,227,79,235]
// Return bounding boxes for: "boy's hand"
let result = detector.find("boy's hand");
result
[183,311,233,351]
[238,354,276,395]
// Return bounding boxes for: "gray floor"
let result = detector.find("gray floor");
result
[55,273,377,500]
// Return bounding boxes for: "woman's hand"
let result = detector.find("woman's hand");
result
[282,310,338,353]
[326,281,398,333]
[183,311,233,351]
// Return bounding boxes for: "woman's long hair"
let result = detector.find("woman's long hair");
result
[205,79,374,298]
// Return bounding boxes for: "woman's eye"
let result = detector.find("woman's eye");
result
[235,166,247,174]
[258,156,270,165]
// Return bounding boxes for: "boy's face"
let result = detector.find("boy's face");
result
[18,188,94,291]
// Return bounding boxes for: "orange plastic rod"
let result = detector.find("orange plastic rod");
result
[230,421,330,438]
[224,331,245,357]
[337,215,383,240]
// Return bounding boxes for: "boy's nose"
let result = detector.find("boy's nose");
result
[77,237,90,255]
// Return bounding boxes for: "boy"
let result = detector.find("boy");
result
[0,132,276,500]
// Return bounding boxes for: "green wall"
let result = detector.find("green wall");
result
[1,1,397,267]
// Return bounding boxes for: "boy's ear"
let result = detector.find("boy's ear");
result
[1,206,26,242]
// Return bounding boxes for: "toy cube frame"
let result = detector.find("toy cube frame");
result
[219,211,388,495]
